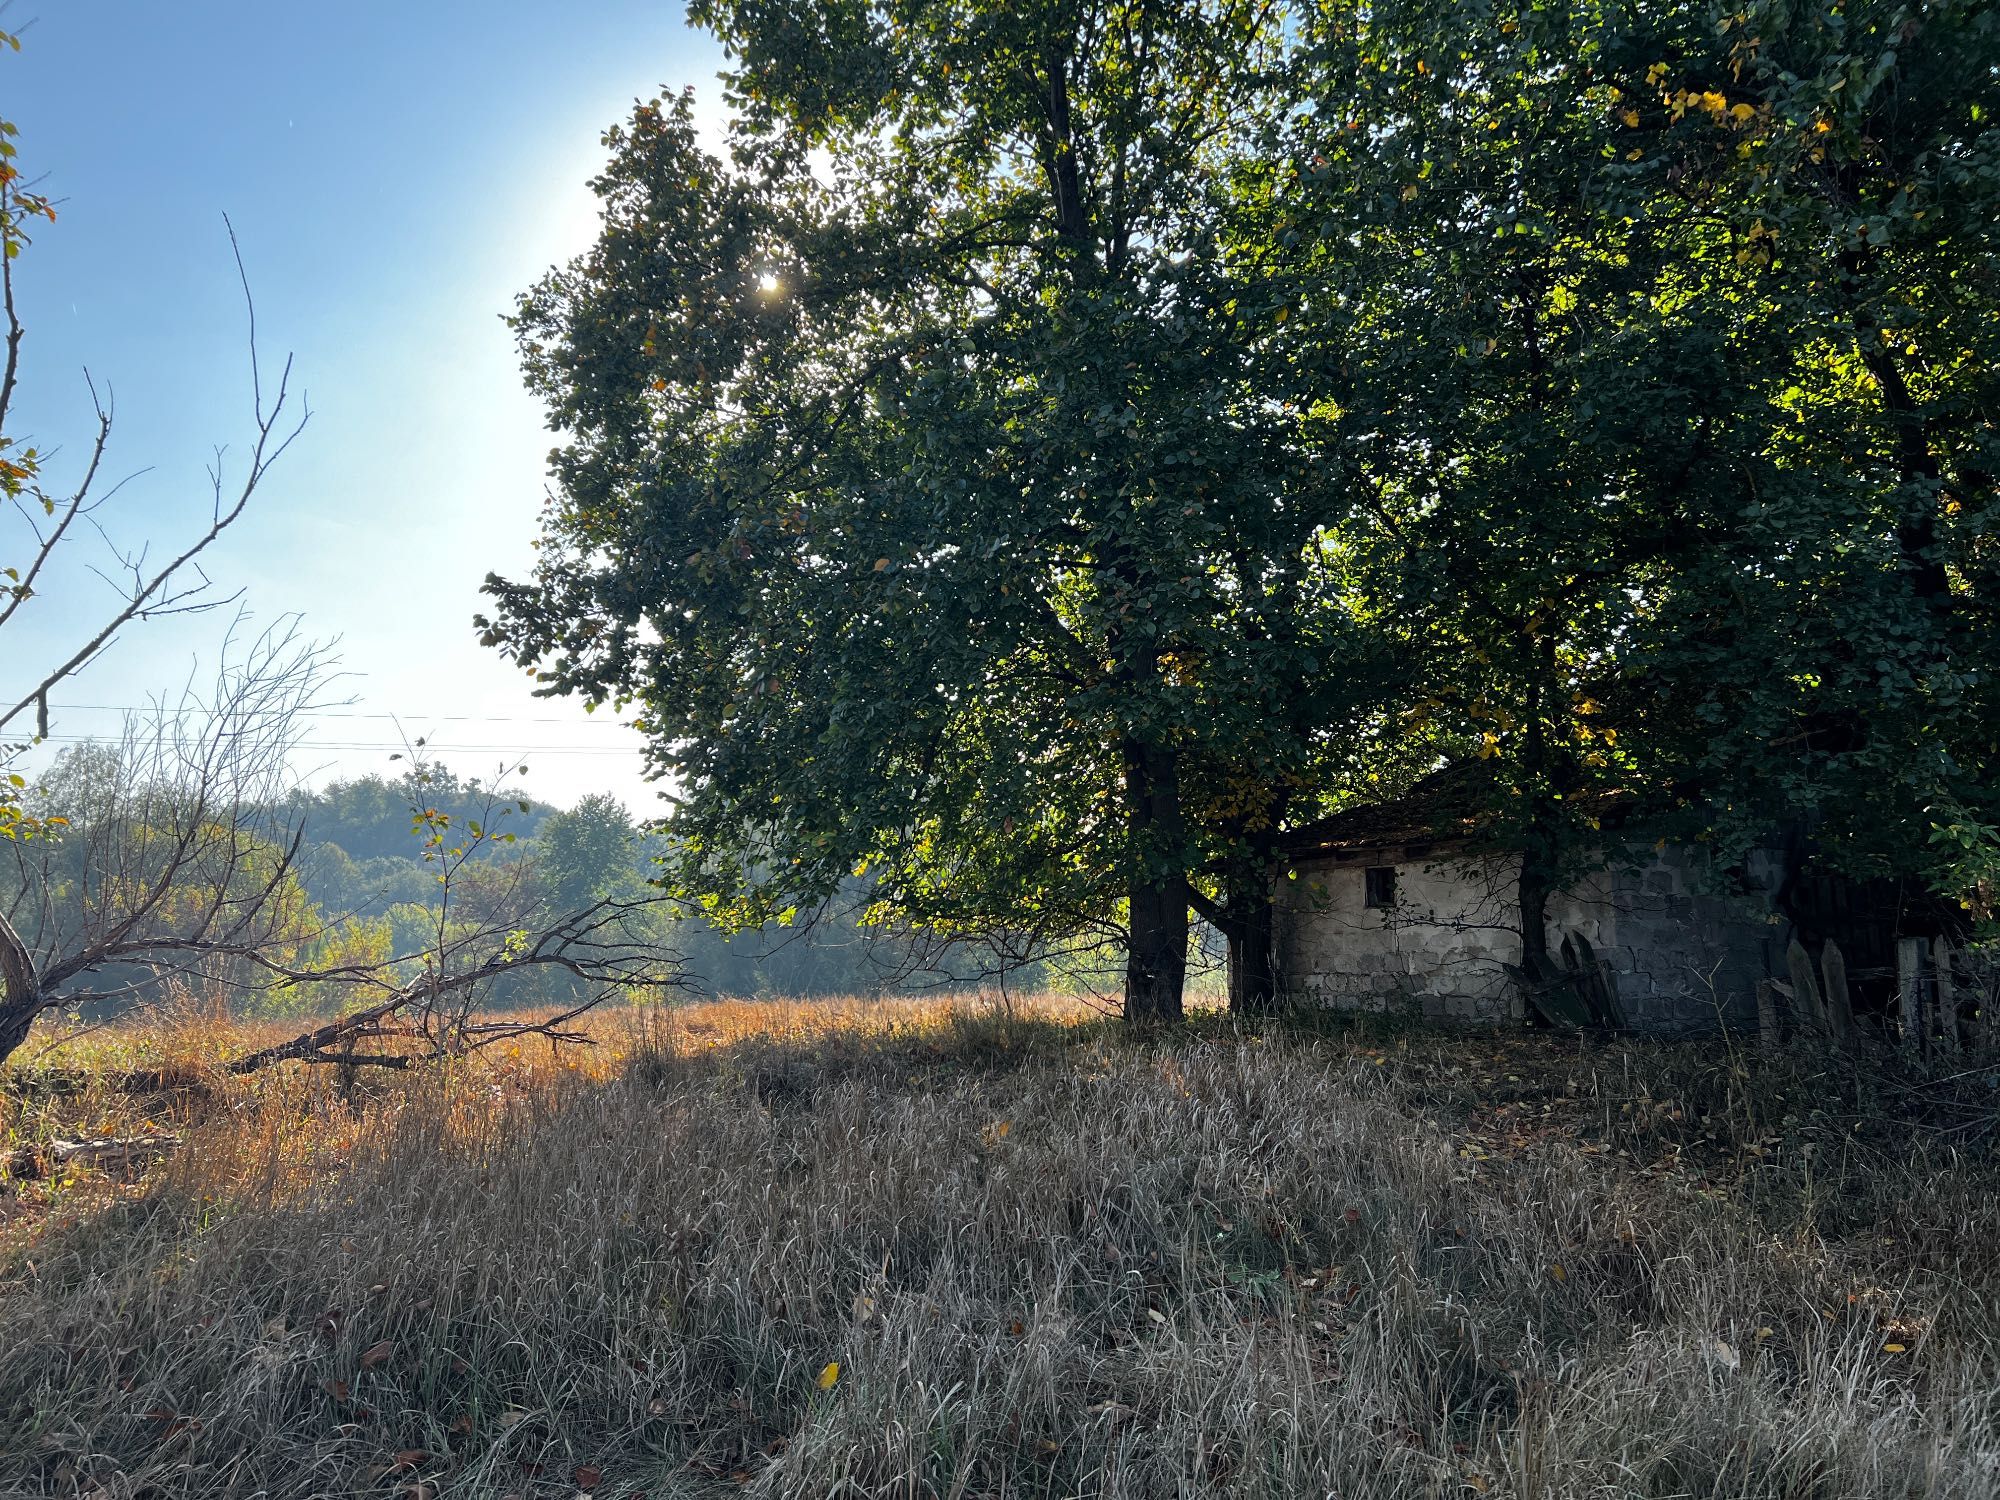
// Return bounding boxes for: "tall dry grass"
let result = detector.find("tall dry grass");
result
[3,995,1998,1498]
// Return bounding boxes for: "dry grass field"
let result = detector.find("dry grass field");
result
[4,994,1999,1499]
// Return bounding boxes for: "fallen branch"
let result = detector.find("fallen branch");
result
[1,1133,181,1181]
[0,1065,215,1099]
[224,891,691,1075]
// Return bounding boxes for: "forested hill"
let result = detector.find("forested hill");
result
[279,772,1033,999]
[283,768,555,866]
[279,769,557,919]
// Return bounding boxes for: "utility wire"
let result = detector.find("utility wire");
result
[27,731,641,757]
[45,701,636,727]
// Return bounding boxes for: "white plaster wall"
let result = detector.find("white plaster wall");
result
[1277,843,1781,1031]
[1275,847,1524,1024]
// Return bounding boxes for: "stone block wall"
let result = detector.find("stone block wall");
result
[1275,842,1781,1032]
[1594,847,1781,1031]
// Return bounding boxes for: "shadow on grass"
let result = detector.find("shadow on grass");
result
[629,1002,1122,1108]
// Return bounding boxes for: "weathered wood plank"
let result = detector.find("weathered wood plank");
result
[1756,978,1783,1050]
[1788,939,1826,1039]
[1933,936,1959,1055]
[1897,936,1924,1057]
[1820,940,1854,1045]
[1980,953,2000,1060]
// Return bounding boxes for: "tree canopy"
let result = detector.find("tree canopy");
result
[486,0,2000,1020]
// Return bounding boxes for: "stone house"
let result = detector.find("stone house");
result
[1272,777,1786,1032]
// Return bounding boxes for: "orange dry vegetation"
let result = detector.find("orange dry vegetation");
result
[4,994,2000,1498]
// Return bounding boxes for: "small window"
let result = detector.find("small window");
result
[1364,865,1397,910]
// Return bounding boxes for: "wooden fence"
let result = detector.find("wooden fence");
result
[1760,935,1999,1057]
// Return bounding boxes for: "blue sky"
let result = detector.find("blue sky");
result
[4,1,728,811]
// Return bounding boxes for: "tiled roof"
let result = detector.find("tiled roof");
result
[1278,763,1636,860]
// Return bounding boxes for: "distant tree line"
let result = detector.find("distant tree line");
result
[278,773,1028,1005]
[284,772,1052,1008]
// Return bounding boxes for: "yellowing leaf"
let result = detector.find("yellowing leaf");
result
[1883,1342,1907,1354]
[1548,1263,1567,1283]
[816,1361,841,1389]
[1620,109,1640,128]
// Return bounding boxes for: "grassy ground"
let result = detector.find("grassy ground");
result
[3,994,1998,1498]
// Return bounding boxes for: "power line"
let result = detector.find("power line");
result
[45,702,637,728]
[27,732,642,758]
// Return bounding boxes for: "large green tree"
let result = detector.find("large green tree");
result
[1631,0,2000,912]
[1281,0,1791,982]
[1286,0,2000,983]
[482,0,1369,1018]
[538,793,640,910]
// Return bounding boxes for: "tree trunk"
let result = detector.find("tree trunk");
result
[1517,858,1556,982]
[1515,635,1564,989]
[1123,738,1187,1023]
[0,910,43,1068]
[1516,768,1558,984]
[1855,341,1953,606]
[1223,868,1280,1015]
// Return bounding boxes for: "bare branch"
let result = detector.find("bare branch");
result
[0,614,342,1062]
[0,219,310,738]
